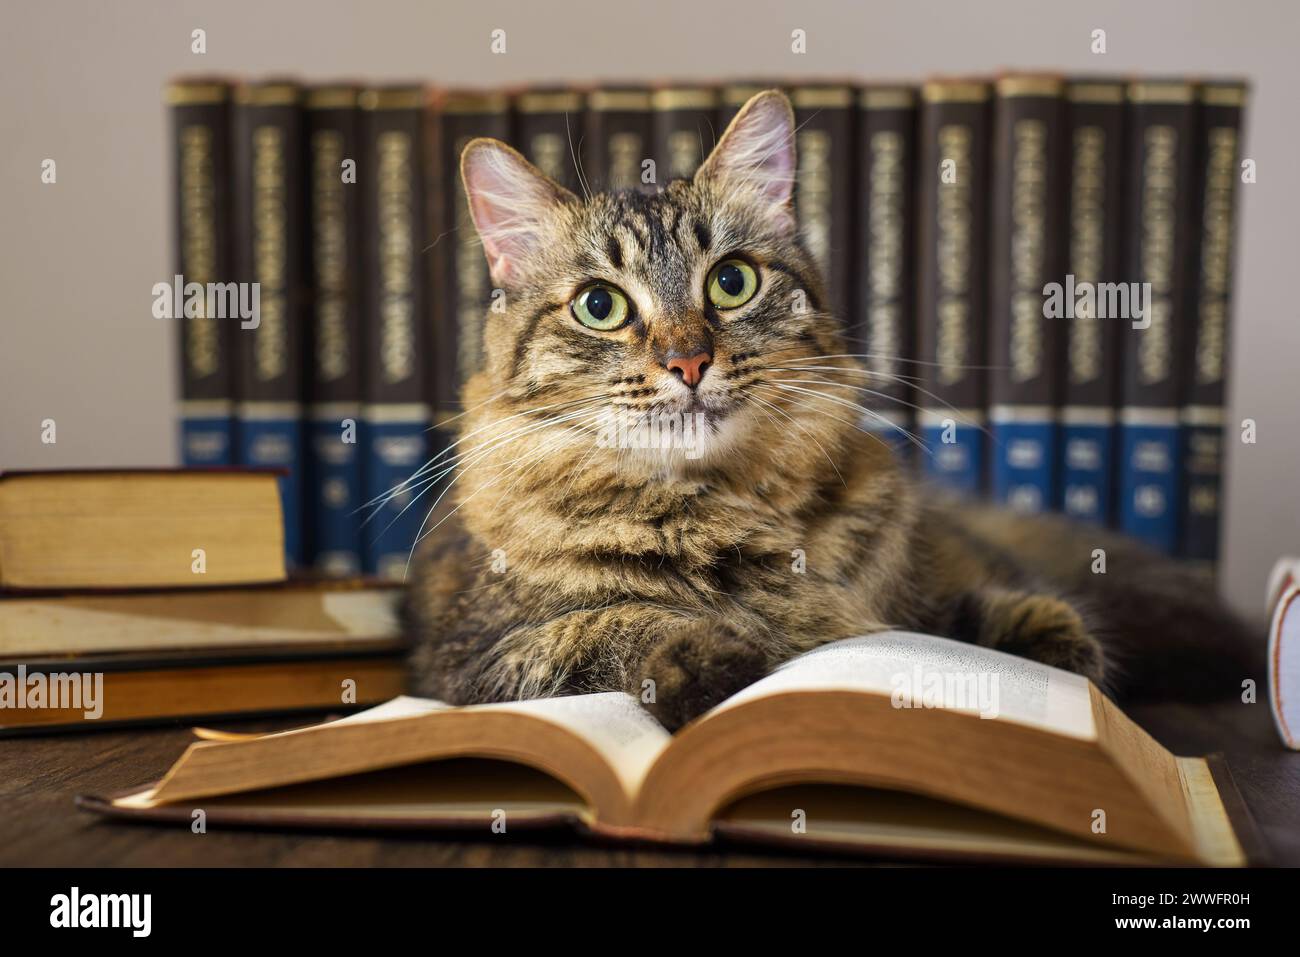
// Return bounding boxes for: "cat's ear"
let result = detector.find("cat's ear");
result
[460,138,577,285]
[695,90,796,232]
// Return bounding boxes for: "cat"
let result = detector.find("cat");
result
[404,90,1259,731]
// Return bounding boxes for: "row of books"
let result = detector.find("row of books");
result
[167,75,1246,574]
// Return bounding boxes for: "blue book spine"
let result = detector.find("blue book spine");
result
[1118,411,1181,551]
[990,410,1057,514]
[361,406,430,580]
[920,411,985,495]
[237,403,305,566]
[1058,410,1116,525]
[308,405,363,576]
[180,402,234,466]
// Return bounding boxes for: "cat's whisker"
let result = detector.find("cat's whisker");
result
[744,389,846,485]
[763,382,932,454]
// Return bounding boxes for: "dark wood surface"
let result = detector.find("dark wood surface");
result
[2,697,1297,866]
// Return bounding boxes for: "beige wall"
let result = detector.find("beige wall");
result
[2,0,1296,614]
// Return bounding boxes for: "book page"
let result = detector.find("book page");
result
[712,631,1095,740]
[474,693,672,795]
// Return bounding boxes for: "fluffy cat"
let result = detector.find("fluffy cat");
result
[404,90,1258,730]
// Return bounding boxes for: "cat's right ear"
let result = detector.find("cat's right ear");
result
[460,138,576,286]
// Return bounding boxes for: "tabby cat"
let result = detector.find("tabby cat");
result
[405,90,1257,730]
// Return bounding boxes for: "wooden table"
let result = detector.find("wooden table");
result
[2,697,1297,866]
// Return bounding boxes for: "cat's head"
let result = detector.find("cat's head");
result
[455,90,859,484]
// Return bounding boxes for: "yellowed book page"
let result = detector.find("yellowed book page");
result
[713,632,1096,740]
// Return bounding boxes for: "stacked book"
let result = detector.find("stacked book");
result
[166,74,1247,574]
[0,469,404,733]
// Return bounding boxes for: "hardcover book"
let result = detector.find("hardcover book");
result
[651,85,719,183]
[359,86,431,580]
[791,83,856,325]
[305,85,365,576]
[1179,81,1248,565]
[232,81,309,567]
[855,85,918,449]
[584,86,653,193]
[167,79,235,468]
[987,75,1066,514]
[915,80,991,493]
[1058,79,1126,525]
[1118,81,1199,552]
[514,87,585,194]
[82,632,1255,866]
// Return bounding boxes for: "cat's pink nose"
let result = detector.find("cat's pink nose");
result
[665,351,712,388]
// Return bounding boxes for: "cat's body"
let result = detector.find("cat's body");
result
[405,92,1258,729]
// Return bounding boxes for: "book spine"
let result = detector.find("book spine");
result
[515,88,586,193]
[651,86,719,183]
[792,84,856,325]
[431,91,511,429]
[168,80,235,467]
[856,85,918,450]
[1179,81,1248,565]
[584,87,653,192]
[1118,81,1198,553]
[915,80,991,493]
[987,76,1066,514]
[360,86,430,580]
[1059,80,1126,525]
[305,86,365,576]
[232,82,308,566]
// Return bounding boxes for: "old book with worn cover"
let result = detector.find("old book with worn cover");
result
[987,74,1066,515]
[82,633,1257,865]
[167,79,236,469]
[916,79,991,493]
[232,80,308,567]
[359,86,430,580]
[584,86,653,193]
[305,85,365,576]
[1058,79,1126,526]
[0,469,285,590]
[1118,80,1198,553]
[855,84,917,449]
[651,85,718,183]
[1179,81,1248,566]
[515,87,585,193]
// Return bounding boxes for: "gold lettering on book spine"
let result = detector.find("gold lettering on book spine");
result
[1195,127,1237,387]
[1009,119,1047,383]
[180,125,219,377]
[1138,125,1177,386]
[797,129,833,282]
[866,130,905,384]
[1068,126,1105,385]
[377,131,415,384]
[252,125,287,382]
[312,129,348,382]
[936,125,971,387]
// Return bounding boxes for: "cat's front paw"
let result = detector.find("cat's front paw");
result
[636,621,769,732]
[984,593,1107,687]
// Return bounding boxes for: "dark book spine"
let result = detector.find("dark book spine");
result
[1179,81,1248,565]
[651,86,719,184]
[167,80,234,467]
[792,85,856,325]
[855,85,918,449]
[515,88,585,193]
[584,88,653,192]
[305,86,364,576]
[359,86,430,580]
[431,91,511,429]
[232,82,308,566]
[987,76,1067,514]
[1118,81,1199,553]
[1058,80,1127,526]
[915,80,991,494]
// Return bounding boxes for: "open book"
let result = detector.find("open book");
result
[80,632,1254,865]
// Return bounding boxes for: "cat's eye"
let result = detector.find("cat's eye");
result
[572,283,630,331]
[706,258,759,310]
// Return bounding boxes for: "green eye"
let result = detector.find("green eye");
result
[707,258,759,309]
[572,283,630,330]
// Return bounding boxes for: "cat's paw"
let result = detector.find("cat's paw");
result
[980,593,1107,687]
[636,621,769,732]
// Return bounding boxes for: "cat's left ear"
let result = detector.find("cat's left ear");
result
[460,138,577,286]
[695,90,796,233]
